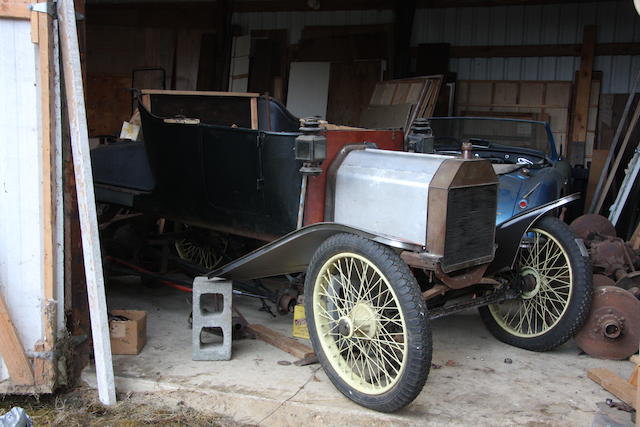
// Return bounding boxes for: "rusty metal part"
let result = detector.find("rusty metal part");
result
[589,236,638,277]
[277,294,297,314]
[575,286,640,360]
[592,274,615,287]
[628,287,640,298]
[428,287,519,320]
[615,271,640,290]
[401,251,439,270]
[421,284,448,300]
[461,142,473,159]
[569,214,617,241]
[434,263,488,289]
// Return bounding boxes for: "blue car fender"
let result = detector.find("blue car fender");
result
[488,193,582,274]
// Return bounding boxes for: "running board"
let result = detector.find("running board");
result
[207,223,421,281]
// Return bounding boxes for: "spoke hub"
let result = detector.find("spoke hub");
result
[337,317,354,338]
[520,267,542,299]
[350,302,378,338]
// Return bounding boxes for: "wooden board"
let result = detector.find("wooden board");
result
[585,149,608,211]
[59,0,116,405]
[247,324,314,360]
[366,75,443,134]
[0,1,31,19]
[588,368,636,408]
[0,293,34,385]
[141,89,259,97]
[359,103,413,130]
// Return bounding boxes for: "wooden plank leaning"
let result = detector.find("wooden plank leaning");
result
[57,0,116,406]
[589,68,640,214]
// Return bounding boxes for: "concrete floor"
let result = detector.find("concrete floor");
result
[82,278,636,426]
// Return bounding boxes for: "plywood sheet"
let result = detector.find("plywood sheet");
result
[360,103,413,129]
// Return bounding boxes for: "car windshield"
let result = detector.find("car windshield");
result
[428,118,550,155]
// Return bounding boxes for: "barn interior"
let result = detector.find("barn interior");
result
[2,0,640,425]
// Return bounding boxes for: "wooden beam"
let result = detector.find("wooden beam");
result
[141,89,260,97]
[569,25,596,164]
[0,292,34,386]
[36,1,58,387]
[233,0,613,12]
[58,0,116,406]
[410,43,640,59]
[588,368,636,409]
[0,2,31,19]
[247,324,315,360]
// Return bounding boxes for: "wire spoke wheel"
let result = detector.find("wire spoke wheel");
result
[313,253,407,394]
[480,216,592,351]
[489,227,572,337]
[305,233,430,412]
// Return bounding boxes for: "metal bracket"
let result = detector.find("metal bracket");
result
[29,1,56,17]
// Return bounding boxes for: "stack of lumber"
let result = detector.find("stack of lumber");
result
[359,75,443,134]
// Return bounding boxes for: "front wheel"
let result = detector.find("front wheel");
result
[479,216,592,351]
[305,233,431,412]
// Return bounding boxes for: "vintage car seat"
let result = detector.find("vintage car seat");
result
[91,94,300,200]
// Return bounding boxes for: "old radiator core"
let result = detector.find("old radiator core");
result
[442,184,497,272]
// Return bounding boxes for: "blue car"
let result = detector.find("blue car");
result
[427,117,572,224]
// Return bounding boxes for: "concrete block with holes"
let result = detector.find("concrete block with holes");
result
[192,276,232,361]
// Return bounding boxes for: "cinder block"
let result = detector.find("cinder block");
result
[192,276,232,361]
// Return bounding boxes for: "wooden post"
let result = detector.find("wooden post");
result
[0,292,34,386]
[57,0,116,406]
[569,25,596,164]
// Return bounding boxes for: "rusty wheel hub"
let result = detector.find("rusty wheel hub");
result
[575,286,640,360]
[569,214,617,241]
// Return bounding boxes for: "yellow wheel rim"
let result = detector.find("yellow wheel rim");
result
[489,227,573,338]
[312,252,407,394]
[175,238,224,270]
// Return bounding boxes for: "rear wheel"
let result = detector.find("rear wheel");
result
[479,216,592,351]
[305,233,431,412]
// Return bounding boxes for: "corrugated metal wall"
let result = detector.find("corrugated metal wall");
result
[412,1,640,94]
[232,0,640,94]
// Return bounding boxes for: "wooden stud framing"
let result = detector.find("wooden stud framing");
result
[569,26,596,163]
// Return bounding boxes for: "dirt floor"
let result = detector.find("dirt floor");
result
[77,278,637,426]
[0,387,242,426]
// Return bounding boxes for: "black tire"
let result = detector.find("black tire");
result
[305,233,431,412]
[479,216,592,351]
